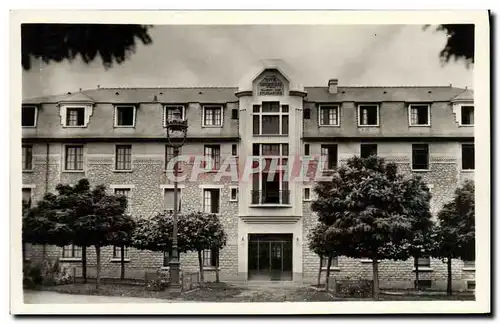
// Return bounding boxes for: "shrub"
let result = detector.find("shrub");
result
[337,279,374,298]
[23,261,43,288]
[145,269,170,291]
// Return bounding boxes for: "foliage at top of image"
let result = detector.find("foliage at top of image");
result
[430,24,475,67]
[21,24,153,70]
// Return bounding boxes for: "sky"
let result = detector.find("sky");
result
[22,24,474,99]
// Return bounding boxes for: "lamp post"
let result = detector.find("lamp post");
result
[164,108,188,291]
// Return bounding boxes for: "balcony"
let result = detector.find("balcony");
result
[250,190,291,207]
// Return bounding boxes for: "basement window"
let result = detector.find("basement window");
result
[360,144,377,158]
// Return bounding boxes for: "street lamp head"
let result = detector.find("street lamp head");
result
[165,108,188,147]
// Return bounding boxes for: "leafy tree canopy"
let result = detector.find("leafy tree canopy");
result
[435,180,475,261]
[311,156,432,261]
[426,24,474,66]
[21,24,153,70]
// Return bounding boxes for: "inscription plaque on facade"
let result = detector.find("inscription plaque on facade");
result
[258,75,284,96]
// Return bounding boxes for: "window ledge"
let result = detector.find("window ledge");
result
[412,169,431,172]
[303,199,312,202]
[110,258,131,263]
[249,204,293,208]
[462,267,475,271]
[318,124,340,127]
[321,267,340,271]
[22,126,37,128]
[202,125,223,128]
[357,125,380,128]
[458,124,474,127]
[202,267,218,271]
[22,169,34,173]
[461,169,475,173]
[63,125,87,128]
[409,124,431,127]
[253,134,289,137]
[114,125,135,128]
[62,170,85,173]
[229,199,238,202]
[113,169,133,173]
[60,258,82,262]
[413,267,433,272]
[360,259,380,263]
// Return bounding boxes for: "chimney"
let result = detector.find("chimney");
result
[328,79,338,94]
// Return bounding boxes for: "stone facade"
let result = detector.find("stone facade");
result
[22,66,475,290]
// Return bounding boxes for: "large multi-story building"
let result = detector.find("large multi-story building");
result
[21,64,475,290]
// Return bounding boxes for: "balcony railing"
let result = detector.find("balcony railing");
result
[251,190,290,205]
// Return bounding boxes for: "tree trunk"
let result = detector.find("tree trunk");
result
[215,249,220,283]
[325,255,332,292]
[372,256,380,300]
[95,245,101,290]
[120,245,125,280]
[82,246,87,283]
[317,255,323,287]
[415,258,420,291]
[197,250,204,288]
[42,244,46,263]
[447,256,452,296]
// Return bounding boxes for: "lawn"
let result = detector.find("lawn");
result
[33,282,474,302]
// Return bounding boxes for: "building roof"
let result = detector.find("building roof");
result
[22,85,470,105]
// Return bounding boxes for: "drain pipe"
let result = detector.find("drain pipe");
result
[44,143,49,194]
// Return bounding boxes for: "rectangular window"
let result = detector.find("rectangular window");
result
[252,143,260,156]
[467,280,475,291]
[165,145,181,170]
[164,105,185,123]
[415,280,432,289]
[22,145,33,170]
[262,144,280,156]
[65,145,84,171]
[113,246,129,259]
[321,256,339,268]
[203,106,222,126]
[464,260,475,268]
[253,102,289,136]
[262,115,280,135]
[461,106,474,125]
[319,105,339,126]
[204,145,221,170]
[115,145,132,170]
[358,105,379,126]
[409,104,430,126]
[304,188,311,201]
[22,188,32,208]
[164,188,181,212]
[115,106,135,127]
[66,107,85,126]
[231,108,239,120]
[163,250,171,267]
[232,144,237,156]
[360,144,377,158]
[303,108,311,120]
[230,187,238,201]
[202,248,217,268]
[412,144,429,170]
[22,106,37,127]
[203,189,220,214]
[114,188,131,214]
[462,144,475,170]
[414,256,431,267]
[321,144,338,170]
[62,245,82,258]
[304,144,310,156]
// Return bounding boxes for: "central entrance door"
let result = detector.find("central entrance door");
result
[248,234,293,281]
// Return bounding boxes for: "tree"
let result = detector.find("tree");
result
[107,207,137,280]
[426,24,474,67]
[311,156,430,299]
[182,212,227,286]
[21,24,153,70]
[398,177,435,291]
[434,180,475,295]
[307,223,329,287]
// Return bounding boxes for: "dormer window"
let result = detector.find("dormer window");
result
[461,105,474,125]
[22,106,37,127]
[409,104,430,126]
[203,105,223,127]
[358,104,379,126]
[164,105,186,126]
[114,105,136,127]
[66,107,85,126]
